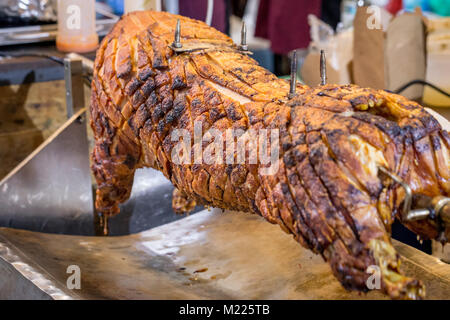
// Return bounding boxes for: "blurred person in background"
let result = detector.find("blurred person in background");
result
[254,0,342,75]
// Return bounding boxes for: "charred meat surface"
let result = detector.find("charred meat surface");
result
[90,11,450,299]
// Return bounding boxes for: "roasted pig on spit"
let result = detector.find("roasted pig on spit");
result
[90,11,450,300]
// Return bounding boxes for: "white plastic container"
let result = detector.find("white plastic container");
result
[56,0,98,53]
[125,0,161,13]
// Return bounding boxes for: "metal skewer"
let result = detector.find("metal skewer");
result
[172,19,182,49]
[239,21,248,51]
[320,49,327,86]
[288,50,298,99]
[378,166,412,219]
[171,19,250,54]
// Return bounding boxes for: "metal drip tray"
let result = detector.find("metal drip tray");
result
[1,209,449,300]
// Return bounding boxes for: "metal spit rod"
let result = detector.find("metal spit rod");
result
[288,50,298,99]
[239,22,248,52]
[172,19,182,49]
[320,50,327,86]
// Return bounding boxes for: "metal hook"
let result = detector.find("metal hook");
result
[172,19,182,49]
[288,50,298,99]
[378,166,450,228]
[378,166,412,220]
[320,50,327,86]
[239,21,248,51]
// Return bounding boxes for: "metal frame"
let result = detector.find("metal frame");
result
[0,9,119,47]
[0,107,95,235]
[63,59,84,118]
[0,53,200,236]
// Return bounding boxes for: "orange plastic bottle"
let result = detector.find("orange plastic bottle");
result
[56,0,99,53]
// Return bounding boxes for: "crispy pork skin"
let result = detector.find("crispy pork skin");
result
[90,11,450,299]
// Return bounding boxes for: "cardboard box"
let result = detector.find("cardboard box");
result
[353,6,426,100]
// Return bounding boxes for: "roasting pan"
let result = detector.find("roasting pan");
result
[0,55,449,300]
[1,208,449,300]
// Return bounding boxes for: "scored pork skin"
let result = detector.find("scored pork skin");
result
[90,11,450,299]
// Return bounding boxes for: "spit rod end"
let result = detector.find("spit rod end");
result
[433,196,450,226]
[320,49,327,86]
[288,50,298,99]
[172,19,182,49]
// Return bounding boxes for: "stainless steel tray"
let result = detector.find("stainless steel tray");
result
[1,208,449,300]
